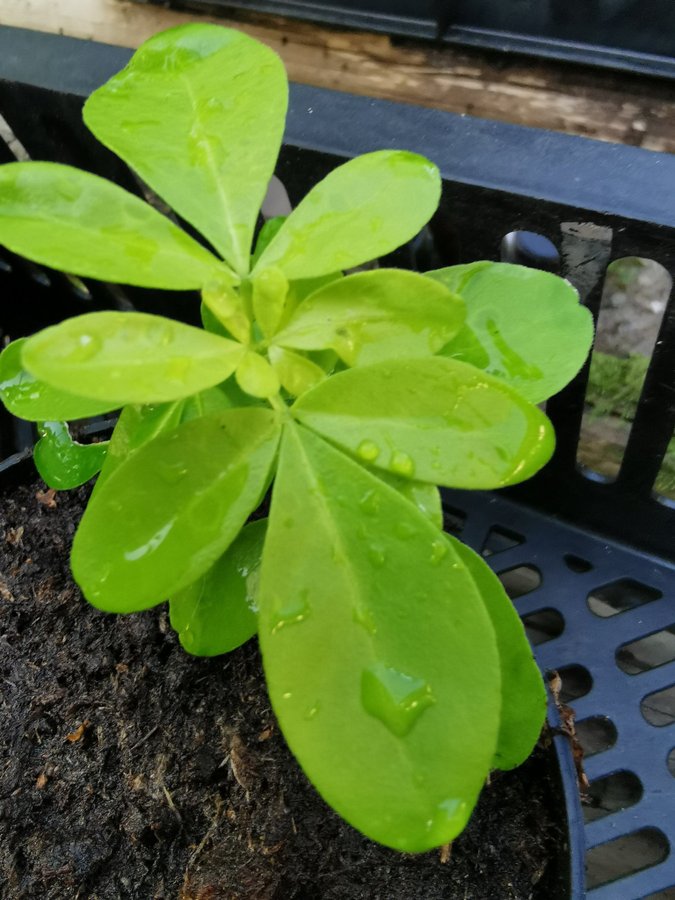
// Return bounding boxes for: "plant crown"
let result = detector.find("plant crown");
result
[0,24,593,852]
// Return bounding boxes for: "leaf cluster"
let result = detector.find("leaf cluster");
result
[0,25,593,852]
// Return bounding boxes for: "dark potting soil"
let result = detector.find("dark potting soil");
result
[0,478,568,900]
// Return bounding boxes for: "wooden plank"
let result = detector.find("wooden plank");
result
[0,0,674,152]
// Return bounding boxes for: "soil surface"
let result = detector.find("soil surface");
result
[0,478,567,900]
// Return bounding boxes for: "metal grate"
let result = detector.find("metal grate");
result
[442,488,675,897]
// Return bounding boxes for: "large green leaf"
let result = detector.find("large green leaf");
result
[447,536,546,770]
[254,151,441,279]
[428,262,594,403]
[273,269,465,366]
[258,424,500,851]
[293,357,555,489]
[0,338,119,421]
[71,408,281,612]
[95,400,185,489]
[84,24,288,276]
[0,162,223,288]
[34,422,109,490]
[22,312,245,405]
[169,518,266,656]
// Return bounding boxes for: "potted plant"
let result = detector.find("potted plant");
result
[0,23,593,894]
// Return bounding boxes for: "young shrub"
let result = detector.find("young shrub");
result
[0,24,593,852]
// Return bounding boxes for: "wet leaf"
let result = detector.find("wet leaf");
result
[235,351,280,399]
[446,536,546,770]
[34,422,109,490]
[96,401,185,489]
[71,408,281,612]
[268,346,326,398]
[169,519,266,655]
[429,262,594,403]
[22,312,245,405]
[293,357,554,489]
[258,423,500,851]
[274,269,464,366]
[254,151,441,279]
[84,24,288,276]
[0,338,118,421]
[0,162,223,288]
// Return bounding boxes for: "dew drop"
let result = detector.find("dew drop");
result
[359,489,380,516]
[62,333,102,363]
[304,702,320,721]
[357,440,380,462]
[361,663,436,737]
[425,798,470,844]
[271,590,311,634]
[158,459,188,484]
[390,451,414,478]
[430,539,449,565]
[352,603,377,635]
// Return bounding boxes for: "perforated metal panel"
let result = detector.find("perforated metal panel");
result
[442,489,675,897]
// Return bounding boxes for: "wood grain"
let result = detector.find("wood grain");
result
[1,0,673,152]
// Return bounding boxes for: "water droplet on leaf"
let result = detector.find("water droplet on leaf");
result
[390,451,414,478]
[357,440,380,462]
[271,590,311,634]
[430,540,448,565]
[361,663,435,737]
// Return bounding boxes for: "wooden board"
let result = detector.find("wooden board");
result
[0,0,674,152]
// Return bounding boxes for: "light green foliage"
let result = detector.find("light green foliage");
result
[293,357,555,489]
[170,519,265,655]
[0,162,223,288]
[34,422,109,490]
[22,311,245,404]
[71,408,281,612]
[254,151,441,279]
[446,536,546,770]
[83,24,288,276]
[429,262,594,403]
[258,424,500,850]
[273,269,465,366]
[0,338,119,421]
[0,23,594,853]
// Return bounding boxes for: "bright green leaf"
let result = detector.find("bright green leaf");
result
[34,421,109,490]
[22,311,245,405]
[0,338,119,421]
[96,401,184,491]
[0,162,223,288]
[72,408,281,612]
[446,535,546,770]
[201,279,251,344]
[274,269,465,366]
[251,215,286,267]
[428,262,594,403]
[268,346,326,398]
[84,24,288,276]
[254,151,441,279]
[169,518,266,656]
[235,350,280,399]
[374,470,443,530]
[293,357,554,489]
[252,267,288,339]
[258,423,500,851]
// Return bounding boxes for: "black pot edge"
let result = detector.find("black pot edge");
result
[0,450,585,899]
